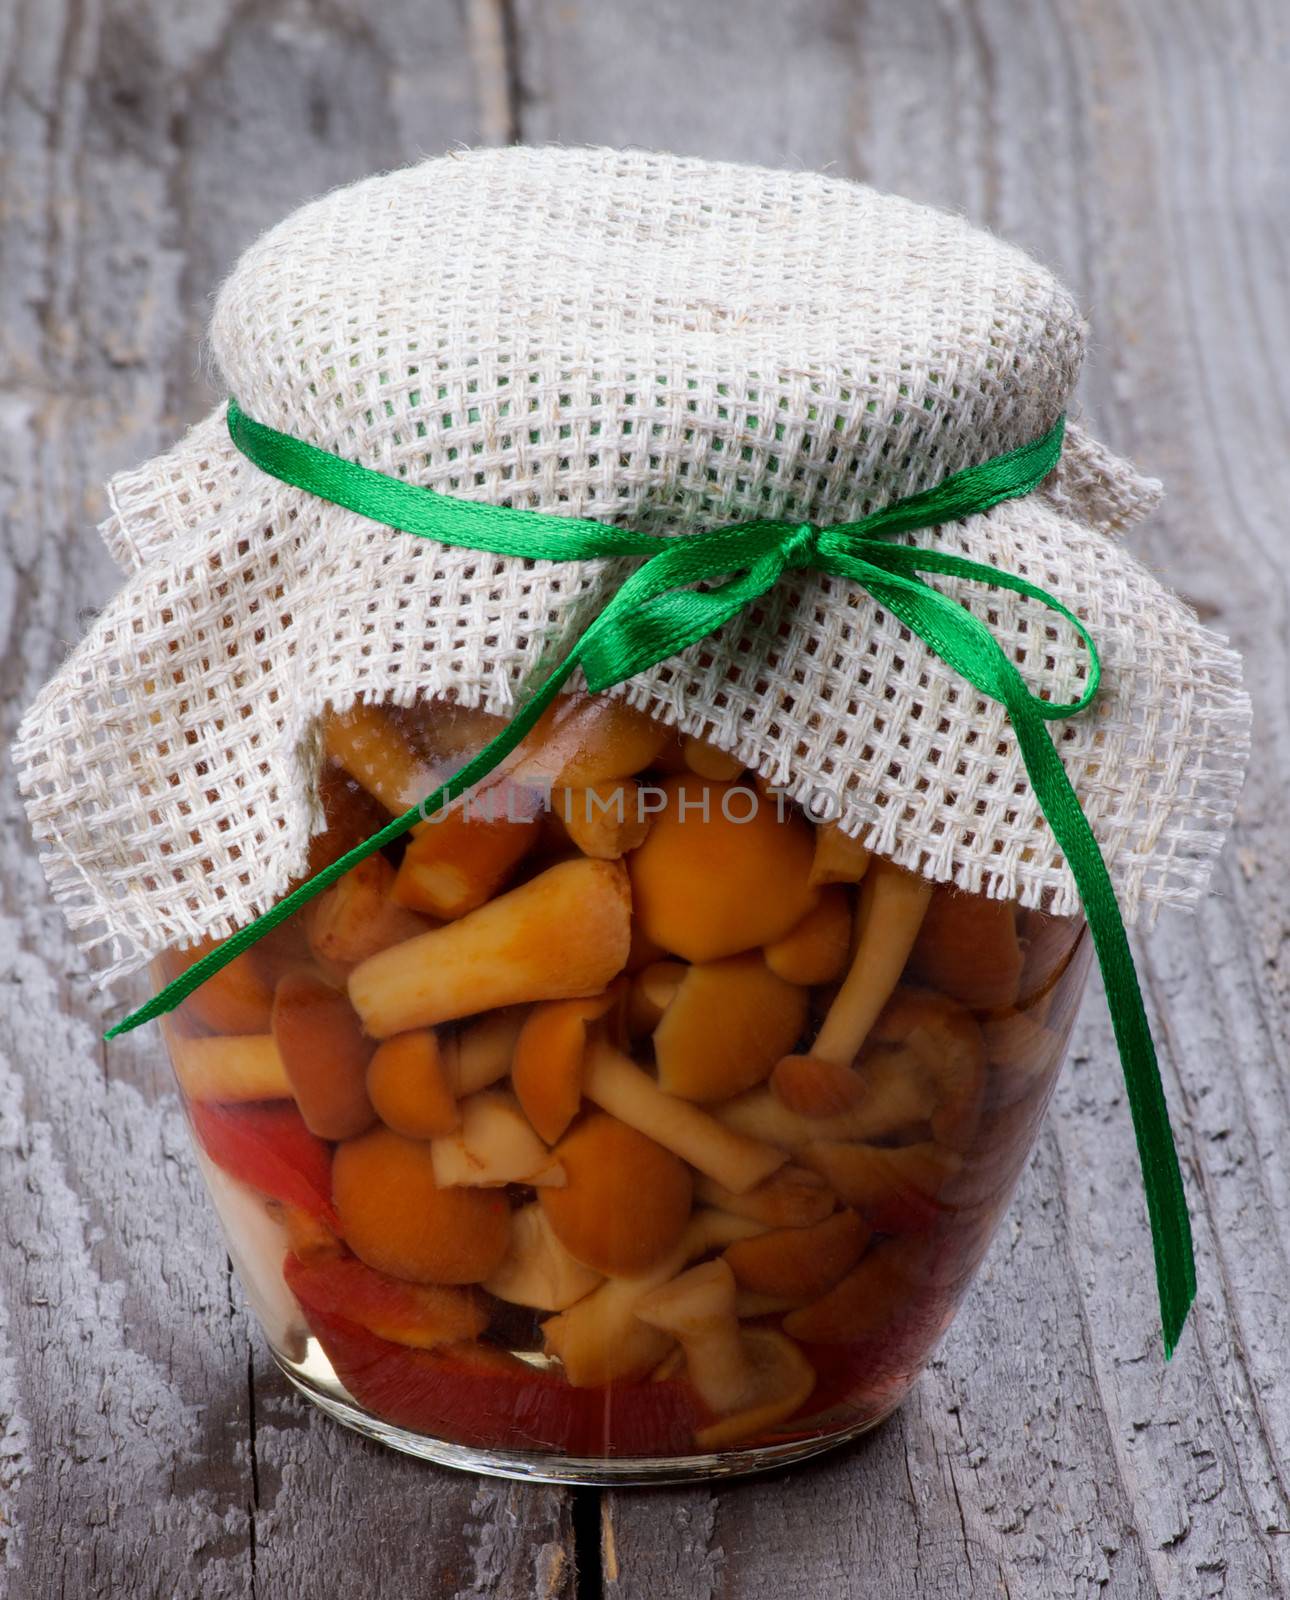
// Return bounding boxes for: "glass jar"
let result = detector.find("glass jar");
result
[155,692,1091,1483]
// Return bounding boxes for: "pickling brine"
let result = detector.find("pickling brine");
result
[158,691,1091,1481]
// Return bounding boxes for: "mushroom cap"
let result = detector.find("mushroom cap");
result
[692,1330,817,1450]
[541,1112,693,1276]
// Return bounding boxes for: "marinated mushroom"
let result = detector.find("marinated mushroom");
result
[482,1202,604,1311]
[512,987,620,1144]
[271,970,376,1140]
[168,1030,292,1103]
[540,1208,768,1386]
[722,1209,870,1301]
[680,735,745,780]
[158,939,273,1036]
[808,822,872,888]
[653,953,808,1102]
[908,886,1024,1010]
[323,702,434,814]
[870,988,986,1151]
[430,1090,565,1188]
[809,856,933,1067]
[720,1053,941,1150]
[304,855,431,972]
[626,959,687,1036]
[550,780,652,859]
[332,1126,511,1284]
[585,1041,787,1193]
[762,887,852,986]
[540,1112,693,1276]
[692,1165,836,1228]
[782,1240,912,1344]
[393,784,539,919]
[799,1141,962,1232]
[627,776,818,961]
[366,1029,459,1140]
[635,1260,815,1447]
[348,858,632,1036]
[541,698,671,786]
[445,1008,527,1096]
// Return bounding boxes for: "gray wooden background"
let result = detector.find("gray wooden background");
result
[2,2,1287,1596]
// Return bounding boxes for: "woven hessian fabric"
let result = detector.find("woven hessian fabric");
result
[15,146,1250,981]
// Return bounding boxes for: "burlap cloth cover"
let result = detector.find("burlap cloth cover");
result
[14,147,1250,984]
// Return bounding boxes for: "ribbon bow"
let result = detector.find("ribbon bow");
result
[107,399,1195,1356]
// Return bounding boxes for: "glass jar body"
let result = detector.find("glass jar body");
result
[157,692,1091,1483]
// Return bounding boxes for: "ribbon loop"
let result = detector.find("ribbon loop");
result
[104,400,1195,1359]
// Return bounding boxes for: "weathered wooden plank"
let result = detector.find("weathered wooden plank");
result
[0,3,574,1596]
[517,0,1290,1595]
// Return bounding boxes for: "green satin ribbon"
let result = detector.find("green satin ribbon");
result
[106,398,1195,1356]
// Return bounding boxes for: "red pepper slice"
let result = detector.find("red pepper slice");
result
[303,1307,705,1457]
[189,1101,337,1226]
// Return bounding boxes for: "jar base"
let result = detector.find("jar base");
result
[273,1339,903,1485]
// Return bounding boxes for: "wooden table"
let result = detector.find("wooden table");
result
[2,2,1286,1595]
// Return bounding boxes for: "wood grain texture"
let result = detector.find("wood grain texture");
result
[2,1,1286,1597]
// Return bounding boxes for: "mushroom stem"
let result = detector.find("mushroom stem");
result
[811,858,933,1066]
[635,1260,754,1413]
[348,858,631,1036]
[323,703,434,814]
[584,1040,787,1193]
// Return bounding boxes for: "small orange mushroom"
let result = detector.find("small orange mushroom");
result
[908,885,1024,1011]
[799,1140,963,1232]
[808,822,872,888]
[445,1008,527,1097]
[550,780,652,859]
[323,701,435,814]
[540,1208,767,1386]
[483,1202,604,1311]
[810,856,933,1068]
[871,987,987,1151]
[332,1126,511,1285]
[692,1165,835,1229]
[366,1030,459,1139]
[722,1209,870,1301]
[431,1090,565,1189]
[627,776,818,962]
[348,858,632,1037]
[160,939,273,1036]
[512,987,620,1144]
[654,953,808,1102]
[305,763,390,878]
[168,1030,291,1104]
[541,697,671,786]
[770,1054,869,1118]
[585,1041,787,1194]
[782,1240,911,1344]
[626,959,687,1037]
[1017,909,1086,1005]
[681,735,745,781]
[763,887,852,985]
[392,786,539,919]
[734,1045,942,1146]
[272,970,376,1140]
[305,855,431,973]
[635,1260,816,1448]
[540,1112,693,1276]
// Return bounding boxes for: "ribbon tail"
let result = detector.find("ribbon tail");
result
[1008,702,1196,1356]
